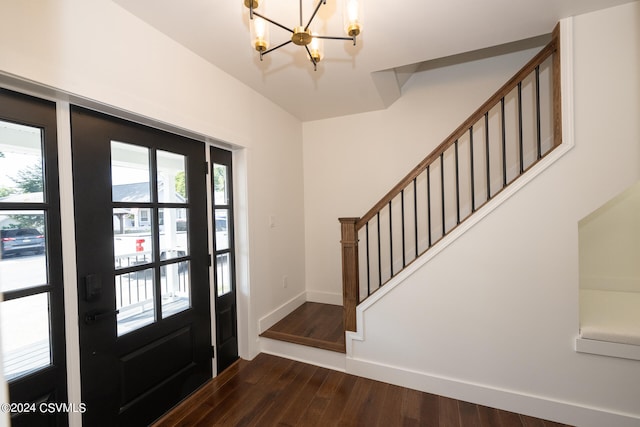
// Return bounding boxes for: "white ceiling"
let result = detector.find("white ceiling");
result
[113,0,634,122]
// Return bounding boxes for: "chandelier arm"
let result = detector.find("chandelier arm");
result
[315,35,354,41]
[261,39,293,56]
[305,45,318,71]
[304,0,326,31]
[314,34,357,46]
[252,11,294,34]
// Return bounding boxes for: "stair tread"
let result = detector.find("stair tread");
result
[260,302,345,353]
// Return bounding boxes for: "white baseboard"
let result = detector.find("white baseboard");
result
[259,337,346,372]
[346,356,640,427]
[305,290,342,305]
[257,290,342,334]
[257,291,306,334]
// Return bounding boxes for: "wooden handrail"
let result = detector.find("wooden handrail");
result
[551,23,562,151]
[357,24,560,230]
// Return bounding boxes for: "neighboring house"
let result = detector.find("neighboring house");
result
[111,182,186,233]
[0,1,638,427]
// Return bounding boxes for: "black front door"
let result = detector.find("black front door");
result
[210,146,238,373]
[0,89,67,427]
[71,107,212,425]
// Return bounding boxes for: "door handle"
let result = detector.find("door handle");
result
[84,309,119,324]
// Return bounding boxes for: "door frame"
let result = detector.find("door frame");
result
[206,144,251,376]
[209,146,239,374]
[70,105,212,425]
[0,88,67,426]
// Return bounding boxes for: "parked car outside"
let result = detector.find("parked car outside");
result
[0,228,45,257]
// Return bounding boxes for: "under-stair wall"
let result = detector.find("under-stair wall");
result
[303,4,640,427]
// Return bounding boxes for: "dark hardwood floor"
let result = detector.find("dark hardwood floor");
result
[152,353,572,427]
[260,302,345,353]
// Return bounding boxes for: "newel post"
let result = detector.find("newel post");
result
[339,217,359,332]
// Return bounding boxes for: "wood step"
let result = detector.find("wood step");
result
[260,302,346,353]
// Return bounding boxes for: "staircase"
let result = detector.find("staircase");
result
[340,24,562,334]
[262,25,562,360]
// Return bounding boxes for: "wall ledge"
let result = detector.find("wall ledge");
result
[575,337,640,361]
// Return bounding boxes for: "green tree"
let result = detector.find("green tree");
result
[7,213,45,231]
[7,161,45,230]
[11,161,43,193]
[214,166,225,192]
[0,187,15,198]
[0,153,11,198]
[175,171,186,198]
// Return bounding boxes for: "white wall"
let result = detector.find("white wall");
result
[303,2,639,426]
[0,0,306,423]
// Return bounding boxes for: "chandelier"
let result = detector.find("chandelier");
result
[244,0,362,71]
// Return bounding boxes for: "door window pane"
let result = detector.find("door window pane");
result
[157,150,187,202]
[1,293,51,381]
[216,253,232,296]
[161,260,190,318]
[113,208,153,269]
[111,141,150,203]
[214,209,229,251]
[0,120,44,203]
[0,210,47,292]
[213,164,229,205]
[159,208,188,261]
[116,268,155,336]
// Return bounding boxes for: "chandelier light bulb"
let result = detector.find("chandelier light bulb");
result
[344,0,362,36]
[309,33,323,64]
[251,17,269,52]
